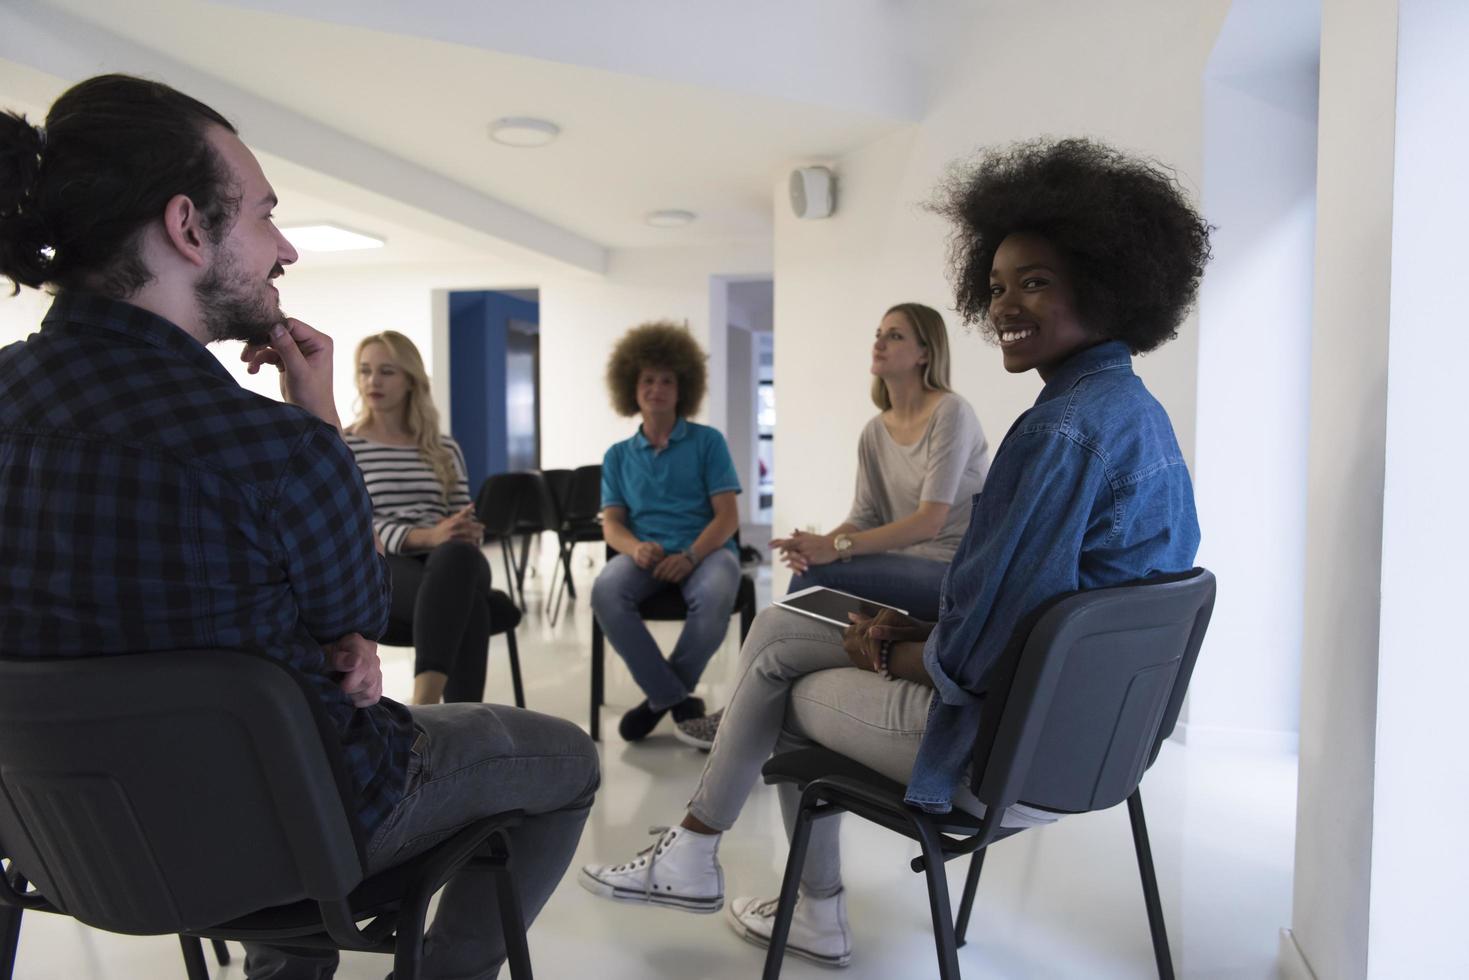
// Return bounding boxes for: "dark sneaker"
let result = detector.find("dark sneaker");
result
[670,695,706,723]
[618,700,668,741]
[675,707,723,751]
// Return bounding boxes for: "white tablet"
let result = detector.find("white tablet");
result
[774,586,909,628]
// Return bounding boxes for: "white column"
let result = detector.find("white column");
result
[1286,0,1398,976]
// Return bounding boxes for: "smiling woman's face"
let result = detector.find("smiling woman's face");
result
[988,232,1097,379]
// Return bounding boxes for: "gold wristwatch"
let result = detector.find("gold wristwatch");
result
[834,533,854,563]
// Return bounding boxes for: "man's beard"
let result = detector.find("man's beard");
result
[196,245,284,346]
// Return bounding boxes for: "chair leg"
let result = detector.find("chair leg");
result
[490,831,534,980]
[913,822,962,979]
[561,542,578,600]
[0,904,22,980]
[500,544,523,612]
[390,883,435,980]
[547,542,575,627]
[739,596,755,644]
[210,938,230,966]
[1127,790,1175,980]
[954,848,987,948]
[590,620,604,741]
[506,630,526,709]
[177,937,210,980]
[761,801,820,980]
[516,533,533,597]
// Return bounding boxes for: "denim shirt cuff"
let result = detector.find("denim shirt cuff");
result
[923,632,982,707]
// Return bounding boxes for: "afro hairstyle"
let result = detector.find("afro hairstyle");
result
[605,320,709,418]
[932,137,1212,354]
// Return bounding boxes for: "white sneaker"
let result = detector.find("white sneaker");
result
[725,890,852,968]
[578,826,724,913]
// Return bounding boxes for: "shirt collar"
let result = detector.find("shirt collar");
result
[633,416,689,449]
[41,290,237,386]
[1035,340,1133,405]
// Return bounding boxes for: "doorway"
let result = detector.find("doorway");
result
[448,288,541,488]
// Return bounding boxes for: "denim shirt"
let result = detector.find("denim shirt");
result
[905,341,1200,811]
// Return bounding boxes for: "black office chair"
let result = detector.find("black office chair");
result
[0,651,532,980]
[589,538,758,741]
[758,568,1216,980]
[475,472,540,611]
[380,586,526,708]
[547,464,605,627]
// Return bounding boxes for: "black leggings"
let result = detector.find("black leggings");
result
[386,541,493,703]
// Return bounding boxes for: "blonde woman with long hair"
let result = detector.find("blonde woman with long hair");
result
[771,303,990,621]
[346,331,510,705]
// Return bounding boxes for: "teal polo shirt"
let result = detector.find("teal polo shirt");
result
[601,418,741,555]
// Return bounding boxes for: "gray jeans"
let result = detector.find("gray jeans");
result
[244,703,601,980]
[687,607,1049,899]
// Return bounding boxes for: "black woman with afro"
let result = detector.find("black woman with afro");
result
[591,321,743,742]
[578,139,1210,969]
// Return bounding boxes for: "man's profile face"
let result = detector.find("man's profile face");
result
[195,127,298,345]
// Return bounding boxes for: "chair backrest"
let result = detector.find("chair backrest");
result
[539,468,573,527]
[562,464,603,526]
[0,651,366,935]
[475,471,539,538]
[972,569,1215,817]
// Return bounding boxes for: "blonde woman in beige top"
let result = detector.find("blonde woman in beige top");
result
[773,302,989,620]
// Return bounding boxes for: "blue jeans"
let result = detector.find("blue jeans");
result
[790,552,949,621]
[244,704,600,980]
[590,548,743,711]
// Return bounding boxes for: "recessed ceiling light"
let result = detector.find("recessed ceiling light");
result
[646,209,696,228]
[280,224,385,252]
[488,117,561,147]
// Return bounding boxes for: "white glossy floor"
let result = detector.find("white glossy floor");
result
[11,546,1298,979]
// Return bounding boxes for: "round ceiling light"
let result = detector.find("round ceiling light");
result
[487,117,561,148]
[645,209,696,228]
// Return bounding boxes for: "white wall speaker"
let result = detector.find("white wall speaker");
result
[789,166,836,219]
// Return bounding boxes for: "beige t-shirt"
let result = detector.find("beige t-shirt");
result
[844,392,990,563]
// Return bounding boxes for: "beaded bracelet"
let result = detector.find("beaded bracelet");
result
[877,639,894,680]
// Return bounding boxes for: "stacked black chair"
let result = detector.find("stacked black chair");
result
[589,537,758,741]
[537,469,576,611]
[507,473,558,604]
[758,568,1216,979]
[0,650,532,980]
[475,472,540,612]
[547,464,605,627]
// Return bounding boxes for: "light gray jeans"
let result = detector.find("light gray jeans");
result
[687,606,942,898]
[686,607,1052,899]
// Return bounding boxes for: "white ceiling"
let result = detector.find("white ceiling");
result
[1,0,981,270]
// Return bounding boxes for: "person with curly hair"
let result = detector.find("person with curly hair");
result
[580,137,1208,970]
[346,331,521,706]
[591,321,743,742]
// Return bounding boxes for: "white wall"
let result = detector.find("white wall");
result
[3,239,770,470]
[1368,0,1469,973]
[771,0,1229,596]
[1189,0,1319,749]
[1288,0,1399,976]
[0,287,56,348]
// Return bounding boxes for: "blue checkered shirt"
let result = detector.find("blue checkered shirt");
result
[0,292,412,835]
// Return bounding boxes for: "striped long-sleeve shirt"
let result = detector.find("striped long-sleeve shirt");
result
[345,434,473,554]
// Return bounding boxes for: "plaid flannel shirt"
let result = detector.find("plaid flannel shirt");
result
[0,292,412,835]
